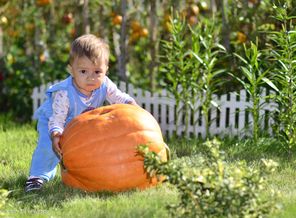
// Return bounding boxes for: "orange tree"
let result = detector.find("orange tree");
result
[0,0,114,120]
[0,0,76,120]
[0,0,291,121]
[220,0,296,92]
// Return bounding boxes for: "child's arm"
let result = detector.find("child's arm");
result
[48,90,69,158]
[51,131,62,158]
[105,77,137,105]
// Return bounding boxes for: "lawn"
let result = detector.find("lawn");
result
[1,115,296,217]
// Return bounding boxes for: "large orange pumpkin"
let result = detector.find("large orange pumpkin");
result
[60,104,169,192]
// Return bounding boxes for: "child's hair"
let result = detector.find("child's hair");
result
[69,34,110,65]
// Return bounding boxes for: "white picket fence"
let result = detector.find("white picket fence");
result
[31,80,277,138]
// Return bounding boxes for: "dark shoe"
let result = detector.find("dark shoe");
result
[25,177,44,192]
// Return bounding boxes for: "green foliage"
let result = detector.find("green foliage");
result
[267,3,296,157]
[159,13,225,137]
[159,13,197,134]
[0,1,74,121]
[227,0,275,45]
[139,139,279,217]
[1,0,295,126]
[229,42,277,144]
[190,19,226,138]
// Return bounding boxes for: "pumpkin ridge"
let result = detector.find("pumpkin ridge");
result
[62,172,88,189]
[62,129,163,156]
[64,152,143,170]
[66,175,114,187]
[61,119,159,149]
[63,104,146,134]
[62,105,160,143]
[64,147,140,161]
[64,161,152,189]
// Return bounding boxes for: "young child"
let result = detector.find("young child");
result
[25,34,137,192]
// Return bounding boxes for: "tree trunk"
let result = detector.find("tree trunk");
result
[243,0,249,8]
[118,0,127,81]
[83,0,90,34]
[149,0,158,92]
[0,27,3,57]
[220,0,230,51]
[48,0,55,43]
[210,0,217,14]
[171,0,179,15]
[97,4,105,37]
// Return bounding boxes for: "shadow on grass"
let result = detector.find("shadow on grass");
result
[2,174,136,210]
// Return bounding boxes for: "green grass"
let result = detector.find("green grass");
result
[1,115,296,217]
[268,164,296,218]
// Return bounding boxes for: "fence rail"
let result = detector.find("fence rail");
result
[31,80,277,138]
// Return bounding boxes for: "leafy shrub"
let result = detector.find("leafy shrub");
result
[138,139,279,217]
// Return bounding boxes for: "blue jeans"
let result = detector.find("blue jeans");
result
[29,116,60,181]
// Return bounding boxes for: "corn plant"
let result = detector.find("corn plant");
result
[267,3,296,157]
[159,13,201,135]
[229,42,277,144]
[190,19,226,138]
[159,14,225,138]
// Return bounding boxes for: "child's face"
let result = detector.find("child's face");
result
[69,56,108,96]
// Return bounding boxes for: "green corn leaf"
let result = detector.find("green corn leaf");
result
[241,66,253,84]
[278,60,289,71]
[191,51,204,65]
[210,100,219,108]
[262,77,279,92]
[234,53,248,65]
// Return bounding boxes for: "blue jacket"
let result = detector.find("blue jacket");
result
[34,76,107,126]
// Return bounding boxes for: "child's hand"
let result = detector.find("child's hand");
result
[51,131,62,159]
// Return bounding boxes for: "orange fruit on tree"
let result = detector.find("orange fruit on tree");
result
[39,53,46,63]
[130,20,141,32]
[190,4,200,15]
[36,0,51,6]
[237,31,247,43]
[112,15,122,26]
[140,28,149,37]
[63,13,73,24]
[188,16,198,25]
[129,32,141,44]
